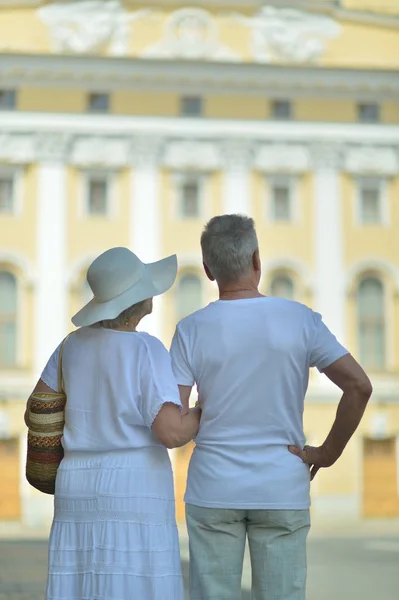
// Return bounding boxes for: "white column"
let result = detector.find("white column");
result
[222,141,252,215]
[35,135,68,378]
[313,144,345,346]
[130,136,163,339]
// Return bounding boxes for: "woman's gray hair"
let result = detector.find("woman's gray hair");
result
[200,214,258,284]
[101,299,149,329]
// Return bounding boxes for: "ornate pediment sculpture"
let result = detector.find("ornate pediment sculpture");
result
[141,8,239,62]
[232,6,341,64]
[38,0,151,55]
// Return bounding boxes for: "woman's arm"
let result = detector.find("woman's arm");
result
[24,379,57,427]
[152,404,201,449]
[178,385,192,415]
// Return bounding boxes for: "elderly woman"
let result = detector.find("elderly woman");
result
[26,247,200,600]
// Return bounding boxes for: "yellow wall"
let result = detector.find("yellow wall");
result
[0,166,37,259]
[18,88,86,113]
[66,167,130,265]
[112,91,179,117]
[15,88,399,123]
[255,172,314,268]
[324,22,399,68]
[382,102,399,124]
[0,8,50,53]
[342,174,399,267]
[343,0,399,13]
[295,99,356,122]
[206,96,267,120]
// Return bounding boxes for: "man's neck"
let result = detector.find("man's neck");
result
[218,281,263,301]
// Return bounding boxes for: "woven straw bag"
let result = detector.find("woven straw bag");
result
[26,335,70,495]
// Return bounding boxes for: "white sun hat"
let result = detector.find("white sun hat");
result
[72,247,178,327]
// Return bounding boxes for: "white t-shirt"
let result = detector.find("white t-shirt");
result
[170,297,348,510]
[41,325,182,453]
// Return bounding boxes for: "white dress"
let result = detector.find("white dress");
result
[41,325,185,600]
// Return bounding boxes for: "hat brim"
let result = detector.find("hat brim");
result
[71,254,177,327]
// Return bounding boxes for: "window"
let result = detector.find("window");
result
[358,178,382,224]
[270,178,292,222]
[181,178,200,218]
[180,96,203,117]
[271,100,292,120]
[86,175,109,216]
[0,90,16,110]
[177,274,202,319]
[0,176,14,214]
[358,103,379,123]
[88,92,109,113]
[357,277,385,370]
[0,271,17,367]
[270,275,294,300]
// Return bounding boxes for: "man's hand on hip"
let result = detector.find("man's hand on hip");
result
[288,444,335,481]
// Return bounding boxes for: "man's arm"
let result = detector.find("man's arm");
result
[289,354,372,480]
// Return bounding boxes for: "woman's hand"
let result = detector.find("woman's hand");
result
[152,402,201,449]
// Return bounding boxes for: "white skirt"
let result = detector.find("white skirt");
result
[46,447,184,600]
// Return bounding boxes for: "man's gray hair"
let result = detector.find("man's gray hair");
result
[101,299,149,329]
[200,214,258,283]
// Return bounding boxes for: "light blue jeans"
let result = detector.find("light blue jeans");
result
[186,504,310,600]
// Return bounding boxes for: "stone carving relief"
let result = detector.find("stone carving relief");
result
[164,140,220,171]
[141,8,239,61]
[0,133,35,164]
[345,146,399,176]
[38,1,150,55]
[71,136,129,167]
[35,132,72,162]
[130,136,164,167]
[255,144,310,173]
[221,140,254,171]
[231,7,341,64]
[311,143,344,169]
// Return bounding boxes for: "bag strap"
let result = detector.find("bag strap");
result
[57,333,73,393]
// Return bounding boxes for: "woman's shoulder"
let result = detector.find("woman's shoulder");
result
[137,332,169,355]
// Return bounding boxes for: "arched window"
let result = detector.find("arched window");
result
[357,277,385,369]
[270,274,294,300]
[177,273,202,319]
[0,271,17,366]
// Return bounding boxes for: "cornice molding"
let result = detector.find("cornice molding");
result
[1,111,399,144]
[0,1,42,5]
[0,53,398,100]
[0,122,397,180]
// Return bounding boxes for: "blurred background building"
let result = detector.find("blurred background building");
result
[0,0,398,527]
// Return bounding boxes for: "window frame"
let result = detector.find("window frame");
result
[357,102,380,123]
[0,167,23,216]
[355,176,388,227]
[176,272,203,320]
[0,270,18,369]
[0,89,16,110]
[80,170,116,219]
[266,175,298,224]
[271,99,292,121]
[172,172,208,221]
[180,96,203,118]
[356,276,386,372]
[87,92,110,114]
[269,273,295,300]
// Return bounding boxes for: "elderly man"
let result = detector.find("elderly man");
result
[170,214,372,600]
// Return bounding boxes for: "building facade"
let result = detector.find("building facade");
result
[0,0,399,526]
